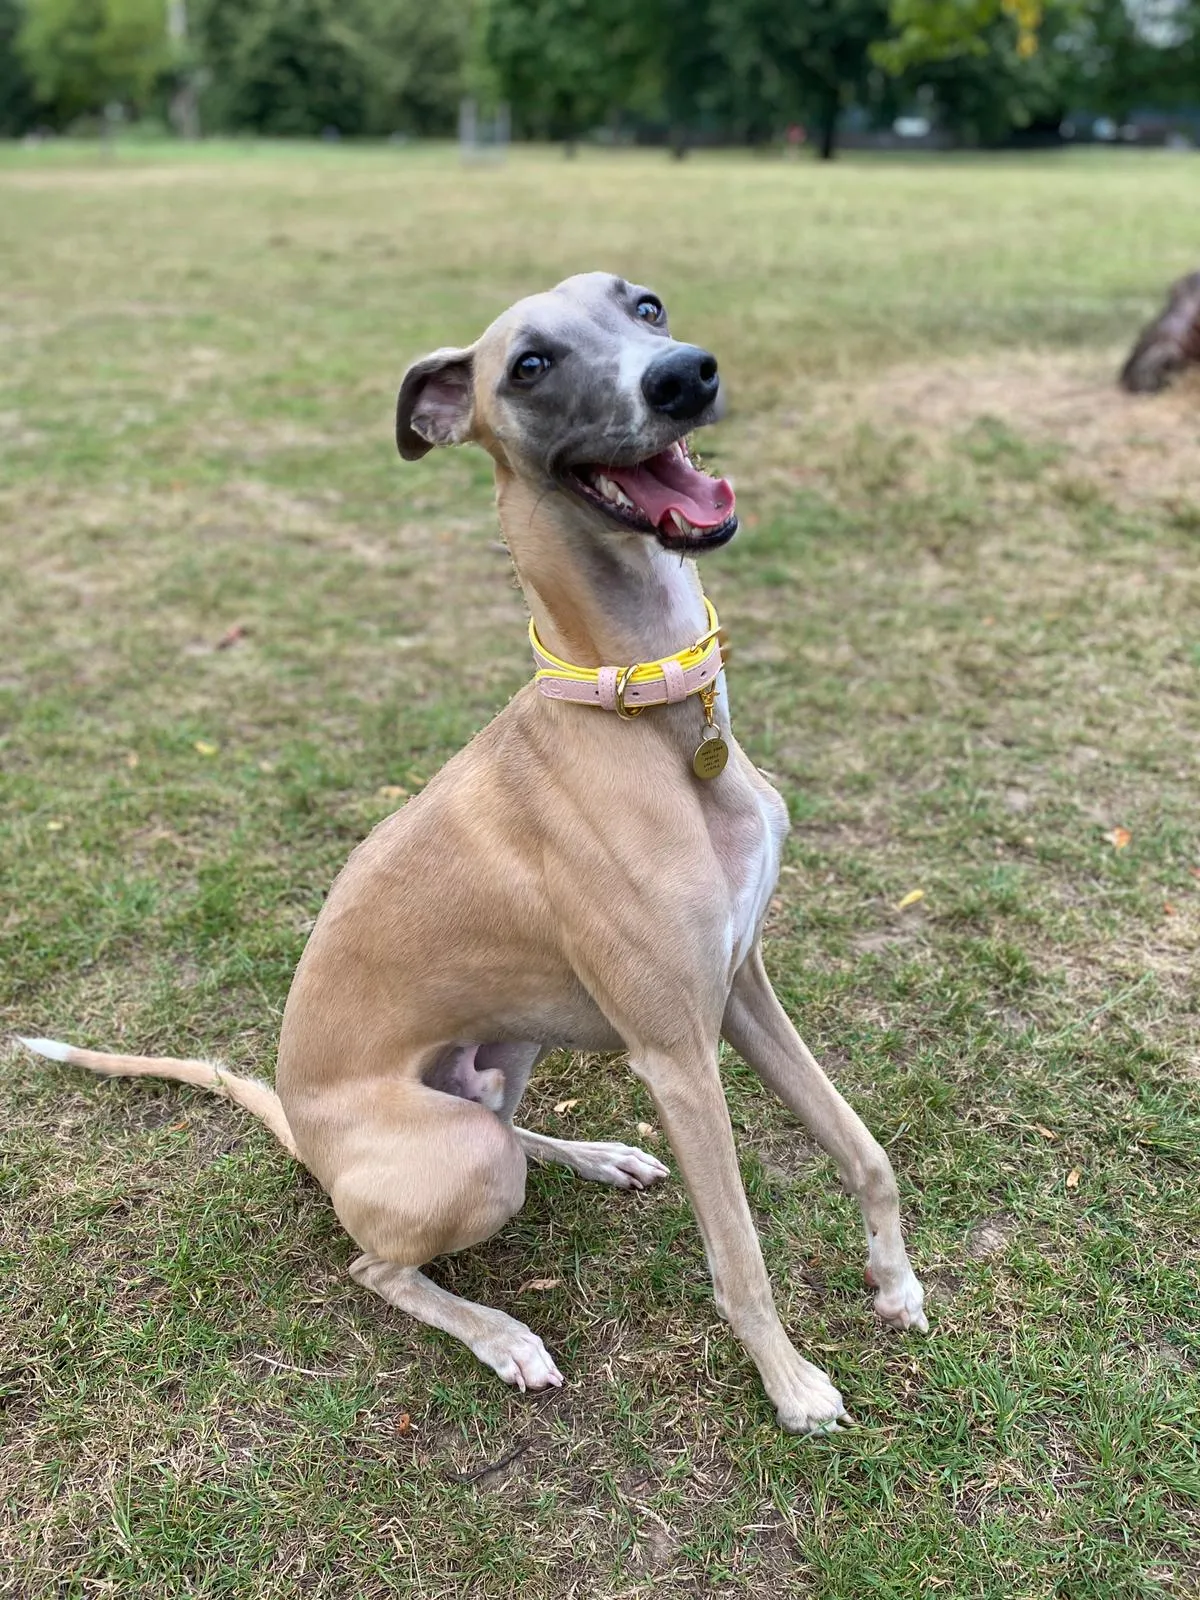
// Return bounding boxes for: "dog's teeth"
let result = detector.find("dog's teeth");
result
[669,509,694,535]
[593,474,634,511]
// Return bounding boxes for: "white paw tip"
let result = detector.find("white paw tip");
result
[16,1035,72,1062]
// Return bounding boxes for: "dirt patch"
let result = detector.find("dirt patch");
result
[967,1215,1016,1259]
[802,351,1200,509]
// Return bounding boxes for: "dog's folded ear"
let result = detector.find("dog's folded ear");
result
[396,346,476,460]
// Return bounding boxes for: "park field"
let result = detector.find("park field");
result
[1,142,1198,1599]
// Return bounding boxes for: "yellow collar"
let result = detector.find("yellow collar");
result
[529,598,723,718]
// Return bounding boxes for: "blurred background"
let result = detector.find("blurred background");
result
[1,0,1198,156]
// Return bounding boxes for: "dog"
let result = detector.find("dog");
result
[21,272,926,1433]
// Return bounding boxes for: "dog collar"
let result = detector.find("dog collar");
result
[529,597,723,719]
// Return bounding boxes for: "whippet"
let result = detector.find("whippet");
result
[20,272,926,1433]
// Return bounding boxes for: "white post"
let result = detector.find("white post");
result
[166,0,201,139]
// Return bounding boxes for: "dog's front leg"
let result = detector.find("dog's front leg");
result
[723,946,927,1333]
[632,1043,847,1434]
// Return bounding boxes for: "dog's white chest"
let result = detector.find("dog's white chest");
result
[712,780,788,975]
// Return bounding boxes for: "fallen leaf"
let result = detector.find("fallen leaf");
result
[1191,866,1200,882]
[516,1278,561,1294]
[215,623,248,651]
[394,1412,412,1436]
[553,1098,579,1115]
[377,785,408,800]
[258,761,275,774]
[1066,1168,1080,1190]
[125,752,139,769]
[895,888,925,911]
[168,1121,188,1133]
[193,740,218,756]
[1033,1124,1058,1141]
[1164,902,1177,917]
[45,820,64,832]
[636,1121,660,1142]
[1106,826,1131,850]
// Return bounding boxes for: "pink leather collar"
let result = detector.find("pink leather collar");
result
[528,598,723,715]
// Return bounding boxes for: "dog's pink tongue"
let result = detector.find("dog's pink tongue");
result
[607,447,734,530]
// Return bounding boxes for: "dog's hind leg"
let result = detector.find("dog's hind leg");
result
[332,1081,562,1390]
[515,1128,669,1189]
[723,946,927,1334]
[349,1254,562,1391]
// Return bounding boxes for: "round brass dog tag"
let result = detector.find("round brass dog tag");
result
[692,732,729,780]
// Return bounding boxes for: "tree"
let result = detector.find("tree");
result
[719,0,894,159]
[0,0,40,133]
[361,0,470,137]
[908,5,1071,143]
[191,0,470,137]
[222,0,373,137]
[879,0,1048,70]
[483,0,645,152]
[642,0,731,158]
[1061,0,1200,120]
[19,0,168,124]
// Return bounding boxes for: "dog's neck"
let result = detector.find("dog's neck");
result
[496,472,710,669]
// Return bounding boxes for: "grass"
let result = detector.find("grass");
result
[1,141,1198,1599]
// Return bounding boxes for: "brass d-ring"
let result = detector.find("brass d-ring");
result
[614,664,644,718]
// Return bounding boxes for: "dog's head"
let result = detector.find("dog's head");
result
[396,272,737,554]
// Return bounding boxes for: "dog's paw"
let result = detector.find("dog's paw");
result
[871,1267,929,1334]
[471,1317,564,1392]
[567,1140,671,1189]
[767,1349,848,1436]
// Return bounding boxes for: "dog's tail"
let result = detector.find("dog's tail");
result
[17,1035,299,1159]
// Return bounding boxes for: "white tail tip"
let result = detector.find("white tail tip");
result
[16,1035,73,1063]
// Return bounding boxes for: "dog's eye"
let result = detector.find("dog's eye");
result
[511,351,552,383]
[635,297,664,324]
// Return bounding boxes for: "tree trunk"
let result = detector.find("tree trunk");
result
[564,136,577,158]
[818,107,837,161]
[169,79,201,140]
[669,123,689,160]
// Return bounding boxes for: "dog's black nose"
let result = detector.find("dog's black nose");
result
[641,345,720,421]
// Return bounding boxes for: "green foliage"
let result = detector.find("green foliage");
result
[911,4,1069,143]
[190,0,468,137]
[0,0,40,133]
[19,0,167,123]
[1064,0,1200,119]
[716,0,896,157]
[640,0,732,153]
[360,0,469,137]
[220,0,373,137]
[5,0,1197,146]
[879,0,1048,70]
[484,0,645,144]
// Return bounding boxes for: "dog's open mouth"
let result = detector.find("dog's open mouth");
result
[567,441,737,552]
